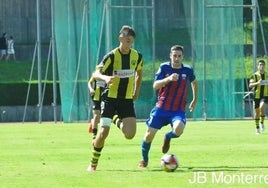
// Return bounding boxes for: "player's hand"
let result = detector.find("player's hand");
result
[169,73,179,81]
[104,76,115,85]
[89,90,95,96]
[189,100,196,112]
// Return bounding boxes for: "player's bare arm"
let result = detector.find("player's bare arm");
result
[133,70,142,101]
[189,79,198,112]
[153,73,179,90]
[93,69,114,85]
[88,79,95,96]
[249,79,262,88]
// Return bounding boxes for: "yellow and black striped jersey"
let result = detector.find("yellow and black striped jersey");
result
[98,48,143,99]
[89,75,106,101]
[250,71,268,99]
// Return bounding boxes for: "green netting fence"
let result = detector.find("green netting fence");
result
[54,0,245,122]
[194,0,245,119]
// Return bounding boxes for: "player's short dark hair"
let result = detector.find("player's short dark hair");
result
[258,59,265,65]
[119,25,136,38]
[170,45,184,53]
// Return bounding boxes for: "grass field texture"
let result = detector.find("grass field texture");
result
[0,120,268,188]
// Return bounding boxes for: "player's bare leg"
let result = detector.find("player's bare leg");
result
[260,102,266,132]
[121,117,136,139]
[113,116,136,139]
[91,110,101,139]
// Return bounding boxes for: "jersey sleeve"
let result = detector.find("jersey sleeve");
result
[154,63,169,81]
[250,74,256,82]
[188,67,196,82]
[98,52,114,75]
[136,53,143,71]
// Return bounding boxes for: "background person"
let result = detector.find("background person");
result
[0,32,7,61]
[6,36,16,61]
[249,59,268,134]
[139,45,198,168]
[87,72,105,139]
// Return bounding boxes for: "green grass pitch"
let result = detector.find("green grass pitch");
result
[0,120,268,188]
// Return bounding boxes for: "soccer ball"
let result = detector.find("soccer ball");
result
[160,154,179,172]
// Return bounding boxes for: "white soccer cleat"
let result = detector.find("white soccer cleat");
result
[87,165,96,172]
[260,124,265,132]
[256,128,261,135]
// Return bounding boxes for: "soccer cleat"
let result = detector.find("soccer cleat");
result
[260,124,265,132]
[256,128,261,135]
[138,160,148,168]
[162,135,171,153]
[87,165,97,172]
[88,122,93,133]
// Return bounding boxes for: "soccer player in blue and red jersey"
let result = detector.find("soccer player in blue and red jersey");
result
[139,45,198,168]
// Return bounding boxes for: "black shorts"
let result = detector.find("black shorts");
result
[101,97,136,119]
[254,97,268,108]
[92,100,101,110]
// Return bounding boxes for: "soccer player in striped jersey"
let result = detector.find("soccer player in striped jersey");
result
[87,72,106,139]
[139,45,198,168]
[249,59,268,134]
[88,25,143,171]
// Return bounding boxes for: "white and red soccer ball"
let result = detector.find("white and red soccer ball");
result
[160,154,179,172]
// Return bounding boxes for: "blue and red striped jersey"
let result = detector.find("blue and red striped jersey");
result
[155,62,195,112]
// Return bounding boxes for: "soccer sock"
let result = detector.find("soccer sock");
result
[260,115,265,124]
[112,115,122,129]
[255,118,260,129]
[92,128,98,136]
[141,140,151,162]
[91,147,103,167]
[165,131,179,139]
